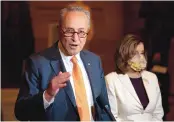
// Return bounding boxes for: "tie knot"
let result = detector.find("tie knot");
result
[71,56,78,64]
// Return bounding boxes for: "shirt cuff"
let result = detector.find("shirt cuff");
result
[43,90,55,109]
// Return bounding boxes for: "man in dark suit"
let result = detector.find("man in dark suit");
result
[15,2,112,121]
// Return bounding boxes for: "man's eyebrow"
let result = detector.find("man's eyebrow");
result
[78,28,85,30]
[65,27,74,30]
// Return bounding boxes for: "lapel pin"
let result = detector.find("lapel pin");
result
[143,78,149,85]
[88,63,90,66]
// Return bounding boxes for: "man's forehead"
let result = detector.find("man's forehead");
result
[64,10,86,16]
[62,11,89,29]
[63,11,88,21]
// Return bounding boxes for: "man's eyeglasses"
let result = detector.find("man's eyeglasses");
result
[61,29,88,38]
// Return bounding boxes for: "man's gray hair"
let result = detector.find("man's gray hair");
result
[59,5,91,28]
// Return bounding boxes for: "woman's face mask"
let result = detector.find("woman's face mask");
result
[128,43,147,72]
[128,54,147,72]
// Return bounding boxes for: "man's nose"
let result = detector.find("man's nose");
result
[72,32,79,41]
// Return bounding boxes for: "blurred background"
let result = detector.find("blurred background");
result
[1,1,174,121]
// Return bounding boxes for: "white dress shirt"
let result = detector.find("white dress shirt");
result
[43,49,94,120]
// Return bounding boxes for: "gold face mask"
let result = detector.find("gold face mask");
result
[128,54,147,72]
[128,61,143,72]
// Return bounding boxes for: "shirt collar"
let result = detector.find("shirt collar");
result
[59,45,81,63]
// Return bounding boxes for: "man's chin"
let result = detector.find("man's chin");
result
[67,50,79,56]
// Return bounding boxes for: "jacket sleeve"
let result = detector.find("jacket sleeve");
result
[152,74,164,121]
[14,57,46,121]
[105,73,123,122]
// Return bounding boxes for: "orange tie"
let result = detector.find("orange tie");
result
[71,56,90,121]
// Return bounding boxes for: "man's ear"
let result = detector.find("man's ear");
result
[87,19,94,41]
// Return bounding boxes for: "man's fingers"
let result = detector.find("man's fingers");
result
[48,72,69,95]
[58,72,71,78]
[58,71,63,75]
[54,72,70,84]
[56,72,71,80]
[58,83,67,88]
[58,76,70,84]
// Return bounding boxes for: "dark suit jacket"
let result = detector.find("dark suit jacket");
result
[15,42,111,121]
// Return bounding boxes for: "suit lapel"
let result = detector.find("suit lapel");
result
[141,71,154,111]
[80,51,100,120]
[118,71,155,111]
[59,59,77,108]
[50,60,61,75]
[119,74,142,106]
[80,52,99,100]
[50,49,77,108]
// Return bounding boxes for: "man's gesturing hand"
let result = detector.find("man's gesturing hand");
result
[44,71,71,102]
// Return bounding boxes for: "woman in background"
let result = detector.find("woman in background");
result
[106,34,164,121]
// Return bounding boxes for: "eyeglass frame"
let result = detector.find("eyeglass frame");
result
[61,28,88,38]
